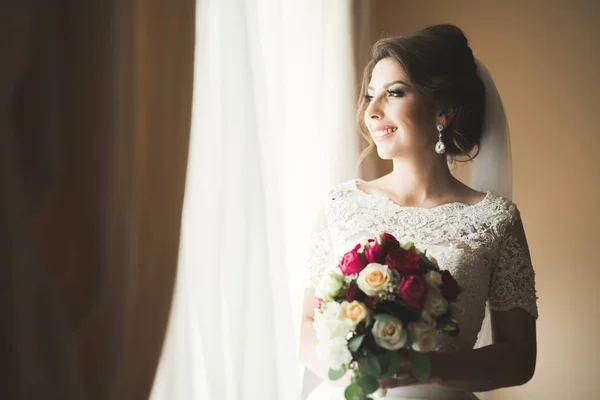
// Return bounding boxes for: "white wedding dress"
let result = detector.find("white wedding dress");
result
[305,179,538,400]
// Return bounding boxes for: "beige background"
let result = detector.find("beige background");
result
[366,1,600,399]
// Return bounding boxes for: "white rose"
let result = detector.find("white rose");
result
[372,318,407,351]
[316,268,344,301]
[316,335,353,370]
[313,301,353,341]
[420,311,437,329]
[357,263,391,296]
[424,270,443,288]
[341,301,368,326]
[408,322,437,352]
[423,287,448,317]
[343,274,358,285]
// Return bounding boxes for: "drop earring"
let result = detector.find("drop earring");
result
[435,123,446,154]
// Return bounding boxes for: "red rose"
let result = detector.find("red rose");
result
[440,270,459,301]
[345,286,365,302]
[339,246,368,275]
[365,238,385,263]
[397,275,426,309]
[381,232,400,253]
[385,248,423,275]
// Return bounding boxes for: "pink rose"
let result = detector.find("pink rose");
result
[365,238,385,264]
[397,275,426,309]
[316,297,324,309]
[338,246,368,275]
[385,248,424,275]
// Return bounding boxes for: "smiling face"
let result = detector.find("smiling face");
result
[364,57,441,160]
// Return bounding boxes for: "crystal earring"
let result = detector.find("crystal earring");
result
[435,123,446,154]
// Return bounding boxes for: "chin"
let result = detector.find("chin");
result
[375,145,400,160]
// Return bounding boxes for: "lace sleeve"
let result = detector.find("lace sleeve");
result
[489,207,539,318]
[305,205,334,289]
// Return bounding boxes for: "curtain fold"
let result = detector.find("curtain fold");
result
[152,1,364,399]
[115,1,196,398]
[0,1,195,399]
[353,0,381,182]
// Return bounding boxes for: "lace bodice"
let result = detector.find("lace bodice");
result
[306,179,538,352]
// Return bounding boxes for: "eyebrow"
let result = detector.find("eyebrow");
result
[367,80,409,91]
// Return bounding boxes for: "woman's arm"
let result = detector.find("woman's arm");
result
[381,307,536,392]
[430,307,536,392]
[298,288,330,380]
[428,207,538,392]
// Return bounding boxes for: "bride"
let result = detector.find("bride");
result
[298,24,538,400]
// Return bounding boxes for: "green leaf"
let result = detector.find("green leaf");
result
[357,353,382,378]
[378,351,401,380]
[373,313,397,322]
[348,332,368,353]
[441,320,460,337]
[365,310,374,329]
[374,352,391,377]
[356,374,380,395]
[410,351,431,382]
[362,334,383,354]
[377,301,421,323]
[328,368,346,381]
[344,382,365,400]
[400,241,414,250]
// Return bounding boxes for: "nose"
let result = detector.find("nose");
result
[365,97,383,120]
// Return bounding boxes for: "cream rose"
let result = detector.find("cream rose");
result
[420,311,437,329]
[408,322,437,352]
[315,268,344,301]
[357,263,391,296]
[424,270,443,288]
[341,301,367,326]
[372,318,407,351]
[423,287,448,317]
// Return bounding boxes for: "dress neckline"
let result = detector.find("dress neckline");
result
[351,179,492,211]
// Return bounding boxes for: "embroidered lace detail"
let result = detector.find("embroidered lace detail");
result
[305,179,538,351]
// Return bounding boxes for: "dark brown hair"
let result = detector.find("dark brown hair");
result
[357,24,485,164]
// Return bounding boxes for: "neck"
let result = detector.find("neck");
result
[386,155,458,204]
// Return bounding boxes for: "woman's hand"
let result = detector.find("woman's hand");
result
[378,371,420,390]
[378,350,422,390]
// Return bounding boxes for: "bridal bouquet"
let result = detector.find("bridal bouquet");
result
[313,233,461,400]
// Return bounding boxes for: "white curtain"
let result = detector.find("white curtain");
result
[150,1,360,399]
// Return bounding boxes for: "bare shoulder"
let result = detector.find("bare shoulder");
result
[459,185,488,205]
[355,177,388,196]
[442,179,488,205]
